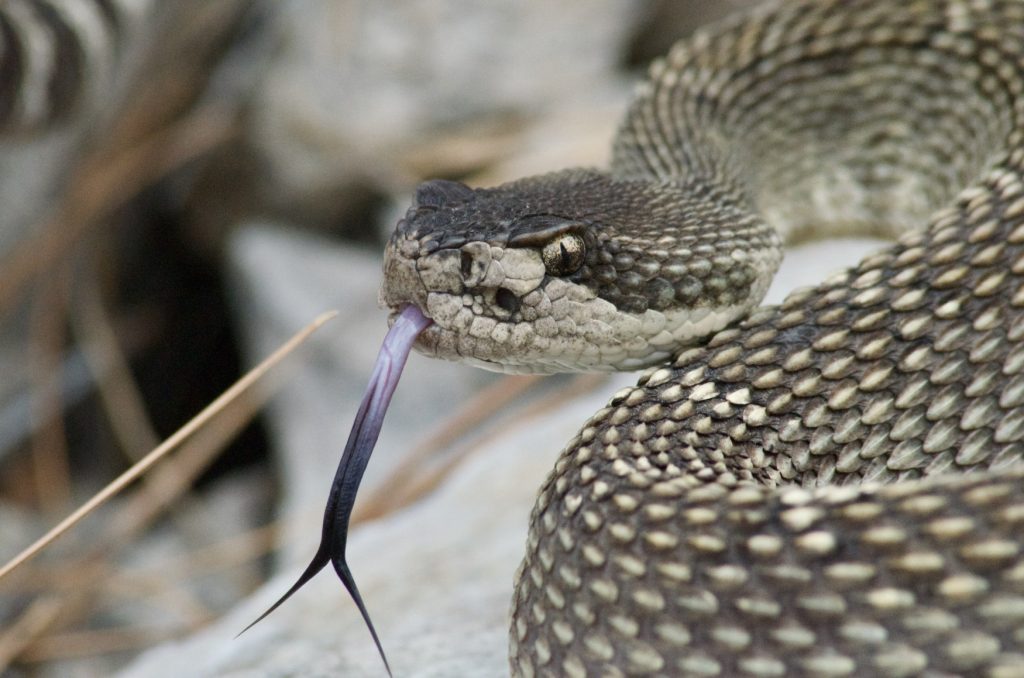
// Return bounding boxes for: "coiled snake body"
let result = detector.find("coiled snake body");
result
[0,0,148,134]
[378,1,1024,675]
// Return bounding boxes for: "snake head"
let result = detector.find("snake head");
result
[380,170,773,373]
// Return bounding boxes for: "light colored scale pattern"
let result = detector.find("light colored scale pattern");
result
[511,0,1024,675]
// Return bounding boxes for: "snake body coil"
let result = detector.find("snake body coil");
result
[379,1,1024,675]
[0,0,146,134]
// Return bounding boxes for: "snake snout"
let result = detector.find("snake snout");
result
[417,249,465,293]
[379,240,428,312]
[381,239,497,302]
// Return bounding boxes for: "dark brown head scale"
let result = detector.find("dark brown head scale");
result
[413,179,477,209]
[397,176,578,255]
[395,179,482,254]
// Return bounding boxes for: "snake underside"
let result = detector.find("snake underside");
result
[374,0,1024,676]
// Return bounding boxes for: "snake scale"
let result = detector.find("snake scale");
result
[385,0,1024,675]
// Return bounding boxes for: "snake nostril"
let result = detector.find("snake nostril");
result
[495,288,521,314]
[460,251,474,281]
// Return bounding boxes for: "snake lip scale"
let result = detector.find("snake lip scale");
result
[270,0,1024,676]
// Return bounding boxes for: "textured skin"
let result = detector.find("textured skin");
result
[379,0,1024,675]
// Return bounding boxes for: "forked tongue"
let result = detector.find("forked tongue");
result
[239,305,432,677]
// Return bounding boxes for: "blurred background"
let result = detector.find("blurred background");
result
[0,2,772,676]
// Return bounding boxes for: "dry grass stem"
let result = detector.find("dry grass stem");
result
[72,259,161,460]
[0,310,337,583]
[27,268,74,514]
[0,312,336,670]
[12,371,282,661]
[7,398,256,664]
[126,520,282,582]
[353,374,539,523]
[353,373,606,525]
[0,596,66,668]
[12,517,284,600]
[17,625,178,663]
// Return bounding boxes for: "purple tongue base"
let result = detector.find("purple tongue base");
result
[239,305,432,677]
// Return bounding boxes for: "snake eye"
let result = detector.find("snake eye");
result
[541,233,586,276]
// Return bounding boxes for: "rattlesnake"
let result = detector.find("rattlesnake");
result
[0,0,150,135]
[261,1,1024,675]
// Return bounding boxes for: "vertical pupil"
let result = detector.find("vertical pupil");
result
[560,242,571,269]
